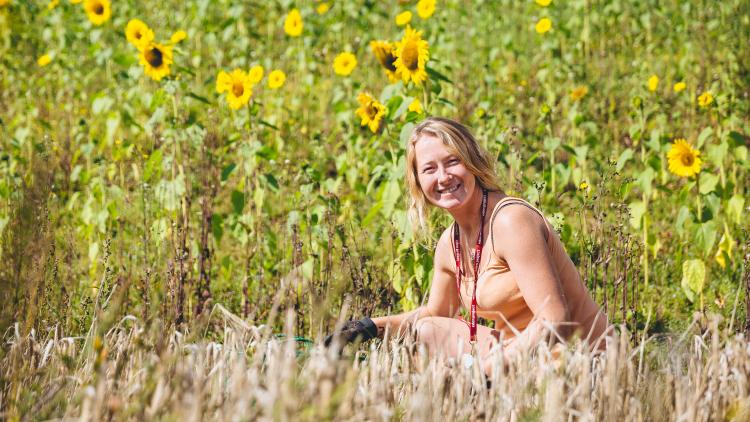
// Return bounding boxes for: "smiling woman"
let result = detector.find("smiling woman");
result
[326,117,612,374]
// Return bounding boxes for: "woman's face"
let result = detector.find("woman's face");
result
[414,134,476,210]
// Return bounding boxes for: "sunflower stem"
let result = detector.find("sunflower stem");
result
[695,172,702,221]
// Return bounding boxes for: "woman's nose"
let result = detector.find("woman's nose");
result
[437,166,452,183]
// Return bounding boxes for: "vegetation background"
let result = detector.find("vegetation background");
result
[0,0,749,420]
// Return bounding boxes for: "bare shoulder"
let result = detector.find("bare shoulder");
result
[433,225,455,269]
[490,203,548,252]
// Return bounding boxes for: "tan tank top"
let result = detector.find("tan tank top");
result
[451,196,610,346]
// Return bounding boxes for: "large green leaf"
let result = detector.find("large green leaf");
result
[680,259,706,302]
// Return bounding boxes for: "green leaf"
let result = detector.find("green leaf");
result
[698,173,719,194]
[143,149,163,182]
[638,167,655,197]
[675,206,691,236]
[616,148,634,172]
[187,92,212,105]
[221,163,236,182]
[680,259,706,302]
[628,200,646,229]
[386,96,404,120]
[426,66,453,84]
[231,190,245,214]
[400,122,415,147]
[696,221,718,258]
[706,141,728,167]
[211,214,224,242]
[264,174,279,192]
[379,180,401,219]
[727,195,745,225]
[697,127,713,147]
[300,258,314,280]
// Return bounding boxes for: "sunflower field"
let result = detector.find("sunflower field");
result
[1,0,750,420]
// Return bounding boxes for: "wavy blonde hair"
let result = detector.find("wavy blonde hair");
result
[406,117,502,233]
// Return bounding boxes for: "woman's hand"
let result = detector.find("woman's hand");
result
[324,317,379,347]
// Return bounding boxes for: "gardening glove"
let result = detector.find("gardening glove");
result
[324,317,379,347]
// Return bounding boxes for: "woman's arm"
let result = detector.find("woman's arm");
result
[372,228,462,338]
[491,205,570,358]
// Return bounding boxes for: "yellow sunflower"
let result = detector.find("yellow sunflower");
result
[37,54,52,67]
[316,2,329,15]
[535,17,551,34]
[248,65,264,84]
[0,0,10,6]
[284,8,303,37]
[355,92,386,133]
[570,85,588,101]
[536,0,551,6]
[268,70,286,89]
[667,138,701,178]
[139,42,173,81]
[416,0,435,19]
[83,0,111,26]
[125,19,154,51]
[333,52,357,76]
[408,98,423,114]
[393,26,429,85]
[698,91,713,107]
[170,30,187,44]
[648,74,659,92]
[47,0,59,10]
[673,81,686,93]
[370,40,399,82]
[395,11,412,26]
[216,69,253,109]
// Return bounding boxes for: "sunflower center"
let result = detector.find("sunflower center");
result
[384,54,397,72]
[681,154,694,166]
[145,48,163,67]
[232,81,245,97]
[401,42,419,71]
[135,30,142,39]
[93,2,104,14]
[366,104,377,119]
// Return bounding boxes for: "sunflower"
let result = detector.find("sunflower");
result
[667,138,701,178]
[268,70,286,89]
[125,19,154,51]
[47,0,59,10]
[284,8,303,37]
[216,69,253,109]
[395,11,412,26]
[170,30,187,44]
[370,40,399,82]
[535,17,551,34]
[333,52,357,76]
[83,0,111,26]
[0,0,9,6]
[570,85,588,101]
[248,65,264,84]
[139,42,173,81]
[408,98,423,114]
[393,26,429,85]
[37,54,52,67]
[416,0,435,19]
[648,74,659,92]
[316,2,329,15]
[355,92,386,133]
[536,0,551,5]
[698,92,713,107]
[673,81,686,93]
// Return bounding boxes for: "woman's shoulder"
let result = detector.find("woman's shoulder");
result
[489,195,550,244]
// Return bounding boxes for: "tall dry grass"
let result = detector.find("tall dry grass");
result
[2,305,749,421]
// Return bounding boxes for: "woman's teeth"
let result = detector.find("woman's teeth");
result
[439,184,459,193]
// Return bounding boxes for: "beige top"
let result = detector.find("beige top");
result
[451,196,610,345]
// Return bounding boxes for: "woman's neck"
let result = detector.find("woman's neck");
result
[449,189,505,237]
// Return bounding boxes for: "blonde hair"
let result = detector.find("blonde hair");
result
[406,117,502,233]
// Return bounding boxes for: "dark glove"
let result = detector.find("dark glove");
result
[324,317,379,347]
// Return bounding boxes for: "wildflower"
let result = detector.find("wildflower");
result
[83,0,111,26]
[536,0,551,5]
[125,19,154,51]
[216,69,253,109]
[408,98,423,114]
[697,91,713,108]
[37,54,52,67]
[284,8,303,37]
[667,138,701,178]
[416,0,435,19]
[356,92,386,133]
[248,65,264,84]
[0,0,10,6]
[396,11,412,26]
[535,17,551,34]
[578,181,589,190]
[316,2,329,15]
[47,0,59,10]
[673,81,686,93]
[648,74,659,92]
[570,85,588,101]
[333,52,357,76]
[170,30,187,44]
[139,42,173,81]
[370,40,399,82]
[393,26,430,85]
[268,70,286,89]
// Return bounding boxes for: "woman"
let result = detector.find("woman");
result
[327,117,611,371]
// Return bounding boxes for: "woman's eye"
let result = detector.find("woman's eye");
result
[448,158,460,165]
